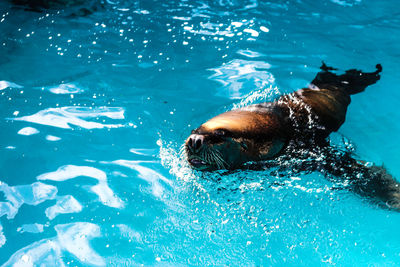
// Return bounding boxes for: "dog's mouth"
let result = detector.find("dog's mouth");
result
[188,157,210,170]
[188,157,207,167]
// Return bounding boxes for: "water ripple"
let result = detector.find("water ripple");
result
[55,223,104,266]
[208,59,274,98]
[45,195,83,220]
[17,224,44,234]
[12,107,127,130]
[3,239,64,267]
[0,223,5,248]
[47,83,84,94]
[237,49,265,58]
[0,181,58,219]
[116,224,142,243]
[330,0,361,7]
[110,160,172,198]
[45,135,61,141]
[3,222,104,266]
[0,81,23,90]
[37,165,124,209]
[17,127,40,136]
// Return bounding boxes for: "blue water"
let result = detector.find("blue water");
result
[1,0,400,265]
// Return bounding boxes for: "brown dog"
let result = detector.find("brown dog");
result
[185,63,400,210]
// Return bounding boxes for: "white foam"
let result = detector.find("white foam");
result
[0,181,58,219]
[0,80,23,90]
[13,106,125,130]
[38,165,124,209]
[111,160,171,198]
[17,223,44,234]
[0,223,5,247]
[46,135,61,141]
[3,222,104,266]
[45,195,83,220]
[48,83,84,94]
[17,127,40,136]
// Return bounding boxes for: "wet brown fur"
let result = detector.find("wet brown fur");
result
[187,85,356,170]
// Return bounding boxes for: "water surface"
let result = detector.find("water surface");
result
[1,0,400,265]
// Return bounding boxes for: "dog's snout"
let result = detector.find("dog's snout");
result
[187,134,204,151]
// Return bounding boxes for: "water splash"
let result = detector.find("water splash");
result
[158,139,223,211]
[232,85,281,109]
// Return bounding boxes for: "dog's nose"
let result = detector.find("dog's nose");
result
[187,134,204,151]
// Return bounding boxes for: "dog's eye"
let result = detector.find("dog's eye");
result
[214,129,231,137]
[206,129,232,143]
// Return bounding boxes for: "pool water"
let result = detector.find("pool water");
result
[1,0,400,265]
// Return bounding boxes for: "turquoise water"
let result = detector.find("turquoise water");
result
[1,0,400,265]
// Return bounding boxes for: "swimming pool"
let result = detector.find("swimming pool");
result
[1,0,400,265]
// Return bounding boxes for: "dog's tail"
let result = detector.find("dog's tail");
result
[311,62,382,95]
